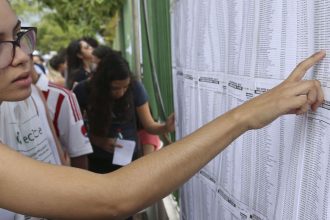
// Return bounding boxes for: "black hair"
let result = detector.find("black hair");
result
[49,49,66,71]
[87,47,135,136]
[92,45,116,60]
[66,40,82,71]
[66,39,84,89]
[82,36,99,48]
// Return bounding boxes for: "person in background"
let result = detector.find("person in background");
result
[47,49,66,86]
[76,45,111,134]
[75,47,173,220]
[137,107,163,155]
[32,51,47,75]
[66,39,94,89]
[92,45,163,156]
[73,47,175,175]
[91,44,112,65]
[32,65,93,169]
[0,1,326,219]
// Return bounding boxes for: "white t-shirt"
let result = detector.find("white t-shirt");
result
[36,74,92,157]
[0,92,61,219]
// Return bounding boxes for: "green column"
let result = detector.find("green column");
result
[140,0,174,122]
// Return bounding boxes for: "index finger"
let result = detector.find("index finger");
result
[287,50,326,82]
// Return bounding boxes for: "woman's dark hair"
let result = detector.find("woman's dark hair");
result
[66,39,83,89]
[92,45,114,60]
[49,49,66,71]
[82,36,99,48]
[88,47,135,136]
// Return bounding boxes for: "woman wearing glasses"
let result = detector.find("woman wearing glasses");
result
[0,24,35,100]
[0,16,67,219]
[0,1,327,219]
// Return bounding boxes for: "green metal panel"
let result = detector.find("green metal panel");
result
[112,16,122,51]
[122,0,136,71]
[140,0,158,119]
[112,0,135,72]
[140,0,174,121]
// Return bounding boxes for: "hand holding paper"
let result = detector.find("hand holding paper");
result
[112,139,136,166]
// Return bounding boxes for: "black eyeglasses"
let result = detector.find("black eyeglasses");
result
[0,27,37,69]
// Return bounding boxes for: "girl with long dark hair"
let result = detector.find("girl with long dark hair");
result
[66,39,94,89]
[73,47,175,173]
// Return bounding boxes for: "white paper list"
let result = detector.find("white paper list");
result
[171,0,330,219]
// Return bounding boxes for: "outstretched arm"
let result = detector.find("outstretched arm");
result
[0,51,325,220]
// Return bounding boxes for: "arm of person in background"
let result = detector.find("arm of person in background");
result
[0,51,325,220]
[136,103,175,135]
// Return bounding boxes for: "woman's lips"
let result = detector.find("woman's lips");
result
[12,74,32,87]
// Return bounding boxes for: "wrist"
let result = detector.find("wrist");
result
[229,106,251,133]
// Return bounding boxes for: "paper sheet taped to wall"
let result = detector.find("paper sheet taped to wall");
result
[171,0,330,219]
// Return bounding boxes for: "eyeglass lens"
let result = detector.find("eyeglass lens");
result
[20,29,36,55]
[0,28,36,68]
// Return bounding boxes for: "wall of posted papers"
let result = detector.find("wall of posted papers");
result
[171,0,330,219]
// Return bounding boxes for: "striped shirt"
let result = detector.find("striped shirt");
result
[36,74,93,157]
